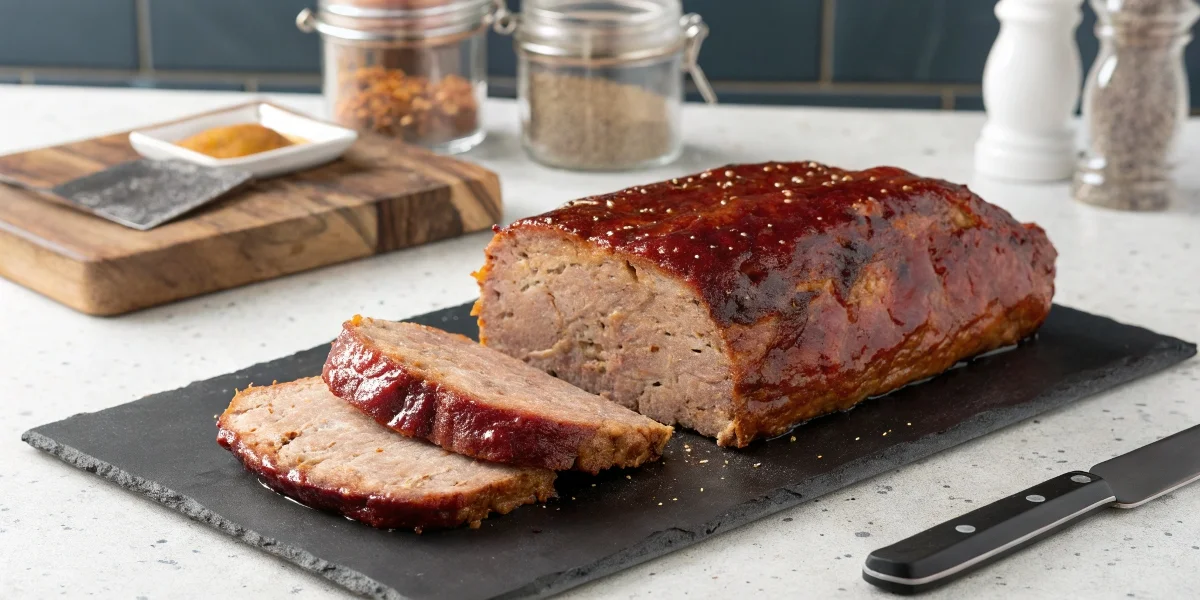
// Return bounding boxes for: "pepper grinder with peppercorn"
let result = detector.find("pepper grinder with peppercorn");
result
[1073,0,1199,211]
[975,0,1084,182]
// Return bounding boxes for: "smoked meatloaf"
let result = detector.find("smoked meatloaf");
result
[217,377,555,531]
[474,162,1057,447]
[322,317,673,473]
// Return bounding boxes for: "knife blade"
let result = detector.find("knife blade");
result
[861,424,1200,595]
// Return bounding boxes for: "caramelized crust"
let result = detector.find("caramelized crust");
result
[217,378,555,531]
[323,319,673,473]
[478,162,1057,446]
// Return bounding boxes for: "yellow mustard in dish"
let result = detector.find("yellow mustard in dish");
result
[176,123,299,159]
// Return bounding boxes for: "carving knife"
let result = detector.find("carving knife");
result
[862,424,1200,594]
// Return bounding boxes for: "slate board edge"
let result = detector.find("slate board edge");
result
[19,338,1193,600]
[501,334,1197,599]
[18,429,405,600]
[17,303,1198,600]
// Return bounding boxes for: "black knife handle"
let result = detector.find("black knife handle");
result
[862,471,1116,595]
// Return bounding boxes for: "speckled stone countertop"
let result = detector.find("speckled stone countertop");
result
[0,86,1196,600]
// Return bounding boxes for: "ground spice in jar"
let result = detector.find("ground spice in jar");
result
[523,71,675,170]
[1073,0,1199,210]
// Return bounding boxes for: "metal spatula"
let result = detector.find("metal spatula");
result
[0,159,252,230]
[863,424,1200,594]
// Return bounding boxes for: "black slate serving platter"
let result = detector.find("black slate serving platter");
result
[22,302,1195,600]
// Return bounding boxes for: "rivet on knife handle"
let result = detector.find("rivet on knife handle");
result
[862,471,1116,595]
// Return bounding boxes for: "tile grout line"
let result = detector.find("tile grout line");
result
[0,66,989,96]
[0,67,322,85]
[819,0,837,83]
[135,0,154,74]
[692,80,983,95]
[6,68,994,104]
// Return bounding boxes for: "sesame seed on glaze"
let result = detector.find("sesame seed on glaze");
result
[506,162,966,321]
[724,169,735,177]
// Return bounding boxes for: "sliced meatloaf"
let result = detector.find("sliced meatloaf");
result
[322,318,673,473]
[217,377,555,531]
[474,161,1057,447]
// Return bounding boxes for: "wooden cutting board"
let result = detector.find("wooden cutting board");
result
[0,113,502,316]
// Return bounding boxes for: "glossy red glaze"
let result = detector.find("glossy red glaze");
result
[323,327,603,472]
[500,161,1057,445]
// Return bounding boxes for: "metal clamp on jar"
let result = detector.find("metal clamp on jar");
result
[496,0,716,170]
[298,0,499,154]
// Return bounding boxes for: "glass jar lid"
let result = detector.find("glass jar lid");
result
[1091,0,1200,40]
[503,0,716,102]
[297,0,496,41]
[515,0,683,60]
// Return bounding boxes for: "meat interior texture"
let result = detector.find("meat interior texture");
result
[322,318,673,473]
[216,377,556,531]
[476,162,1057,447]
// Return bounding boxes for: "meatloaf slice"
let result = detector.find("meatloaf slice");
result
[474,161,1057,447]
[217,377,555,531]
[322,317,673,473]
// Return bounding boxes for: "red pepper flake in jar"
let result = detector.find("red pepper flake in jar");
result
[333,63,479,146]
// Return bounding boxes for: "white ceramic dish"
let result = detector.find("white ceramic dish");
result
[129,102,357,179]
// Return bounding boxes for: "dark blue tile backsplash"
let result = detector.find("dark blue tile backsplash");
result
[1,0,1199,112]
[683,0,824,82]
[833,0,998,84]
[149,0,319,73]
[0,0,138,69]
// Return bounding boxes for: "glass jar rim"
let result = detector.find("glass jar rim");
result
[515,0,685,59]
[305,0,494,41]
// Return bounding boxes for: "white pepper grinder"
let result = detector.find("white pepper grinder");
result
[974,0,1085,181]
